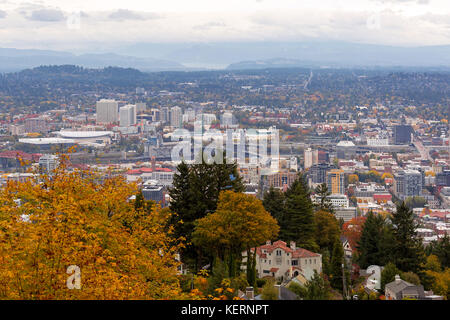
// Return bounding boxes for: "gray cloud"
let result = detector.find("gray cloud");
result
[27,9,65,22]
[193,21,227,30]
[0,10,7,19]
[108,9,160,21]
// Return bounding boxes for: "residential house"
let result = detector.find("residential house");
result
[242,240,322,282]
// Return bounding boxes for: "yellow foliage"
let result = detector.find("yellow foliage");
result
[192,191,279,254]
[0,154,183,300]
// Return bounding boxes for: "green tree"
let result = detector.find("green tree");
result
[401,272,421,286]
[287,282,307,299]
[261,279,278,300]
[279,173,317,251]
[262,187,285,224]
[314,183,334,213]
[391,202,425,273]
[381,262,401,292]
[304,271,332,300]
[330,237,345,291]
[357,211,391,268]
[169,159,245,271]
[426,236,450,269]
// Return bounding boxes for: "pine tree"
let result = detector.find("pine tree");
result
[262,186,285,223]
[314,183,334,213]
[169,159,245,271]
[279,173,317,251]
[357,211,390,268]
[330,237,344,291]
[391,202,425,273]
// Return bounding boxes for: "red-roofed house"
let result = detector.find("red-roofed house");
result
[242,240,322,281]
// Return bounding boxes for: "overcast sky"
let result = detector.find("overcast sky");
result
[0,0,449,52]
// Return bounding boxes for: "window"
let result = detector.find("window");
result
[276,250,282,256]
[310,259,312,264]
[292,260,298,266]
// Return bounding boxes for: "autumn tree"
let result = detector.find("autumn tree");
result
[314,210,340,253]
[0,155,183,299]
[342,217,366,255]
[192,191,279,279]
[169,159,245,271]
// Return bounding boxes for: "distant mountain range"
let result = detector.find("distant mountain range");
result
[114,41,450,69]
[1,41,450,73]
[0,48,185,73]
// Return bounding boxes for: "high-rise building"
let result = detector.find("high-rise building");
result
[394,125,413,144]
[327,169,345,195]
[394,169,422,199]
[222,112,233,127]
[39,154,59,173]
[160,107,170,123]
[170,106,182,128]
[135,102,147,113]
[119,104,137,127]
[96,99,118,124]
[436,170,450,187]
[309,163,334,184]
[304,148,319,169]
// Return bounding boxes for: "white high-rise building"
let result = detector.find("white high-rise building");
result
[119,104,137,127]
[170,106,182,128]
[39,154,59,173]
[304,148,318,169]
[96,99,118,124]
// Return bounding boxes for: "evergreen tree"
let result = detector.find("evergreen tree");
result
[426,235,450,269]
[357,211,391,268]
[314,183,334,213]
[330,237,344,291]
[279,173,317,251]
[304,270,331,300]
[262,187,285,223]
[169,158,245,271]
[381,262,401,292]
[391,202,425,273]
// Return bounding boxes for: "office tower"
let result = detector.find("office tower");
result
[39,154,59,173]
[222,112,233,127]
[394,169,422,199]
[309,163,334,184]
[96,99,118,124]
[119,104,137,127]
[436,170,450,187]
[135,102,147,113]
[170,106,182,128]
[304,147,319,169]
[160,107,169,123]
[394,125,413,144]
[327,169,345,195]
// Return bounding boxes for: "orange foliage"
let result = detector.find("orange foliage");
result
[0,154,183,299]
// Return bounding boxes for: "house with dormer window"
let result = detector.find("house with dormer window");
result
[242,240,322,282]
